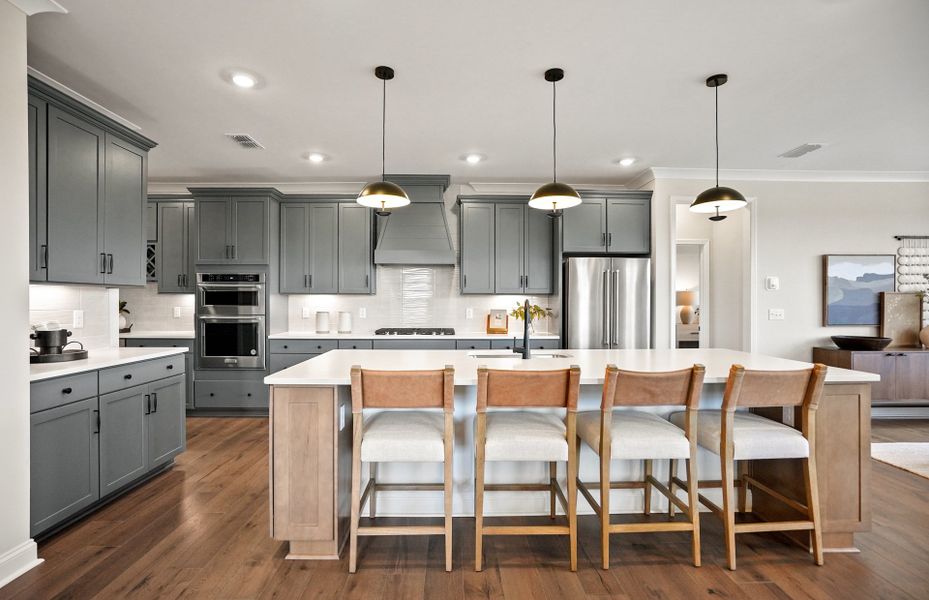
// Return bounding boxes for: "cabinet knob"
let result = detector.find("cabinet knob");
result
[283,345,288,349]
[124,374,133,380]
[210,392,215,397]
[247,393,252,397]
[62,387,72,394]
[317,345,322,349]
[166,364,174,370]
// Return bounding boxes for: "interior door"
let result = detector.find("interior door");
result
[565,257,611,349]
[611,257,651,349]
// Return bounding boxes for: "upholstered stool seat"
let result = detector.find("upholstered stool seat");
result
[483,411,567,461]
[669,410,809,460]
[361,411,445,462]
[577,410,690,460]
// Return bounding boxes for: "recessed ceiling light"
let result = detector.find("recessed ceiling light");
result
[231,72,256,89]
[307,152,326,163]
[617,157,637,167]
[464,153,485,164]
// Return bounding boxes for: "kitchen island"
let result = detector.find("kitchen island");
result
[265,348,877,560]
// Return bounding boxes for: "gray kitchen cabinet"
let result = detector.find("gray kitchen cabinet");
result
[494,204,525,294]
[195,198,230,263]
[232,198,269,263]
[146,202,158,242]
[193,191,273,265]
[30,397,100,537]
[525,206,555,294]
[490,338,561,350]
[372,339,457,350]
[309,203,339,293]
[103,134,147,285]
[270,353,319,373]
[122,339,194,409]
[456,340,492,350]
[280,203,310,293]
[338,203,374,293]
[157,201,196,293]
[562,193,651,255]
[99,385,148,496]
[28,95,48,282]
[148,374,186,468]
[459,203,495,294]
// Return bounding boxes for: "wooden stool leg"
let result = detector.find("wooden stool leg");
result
[444,414,454,572]
[804,456,824,566]
[686,457,701,567]
[737,460,748,513]
[567,416,578,572]
[668,459,678,517]
[720,451,737,571]
[549,461,557,519]
[349,419,363,573]
[474,415,487,572]
[369,462,378,519]
[643,459,653,514]
[600,448,611,570]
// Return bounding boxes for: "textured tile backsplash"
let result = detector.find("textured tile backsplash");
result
[287,265,560,335]
[119,283,195,331]
[29,285,118,350]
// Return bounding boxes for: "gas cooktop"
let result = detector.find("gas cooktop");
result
[374,328,456,336]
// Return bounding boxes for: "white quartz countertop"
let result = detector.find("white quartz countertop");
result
[264,348,879,386]
[267,331,560,340]
[119,330,195,339]
[31,347,189,382]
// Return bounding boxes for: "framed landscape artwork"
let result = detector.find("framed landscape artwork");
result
[823,254,896,325]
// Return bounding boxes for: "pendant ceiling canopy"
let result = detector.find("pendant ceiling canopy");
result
[690,73,747,221]
[529,67,581,218]
[357,65,409,217]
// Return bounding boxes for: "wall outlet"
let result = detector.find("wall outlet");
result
[768,308,785,321]
[765,276,780,291]
[72,310,84,329]
[359,307,367,319]
[302,306,310,319]
[173,306,182,318]
[466,307,474,319]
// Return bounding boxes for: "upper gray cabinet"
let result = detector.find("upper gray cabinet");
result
[458,197,555,295]
[28,77,156,286]
[562,192,651,255]
[156,200,196,293]
[279,200,372,294]
[190,189,279,265]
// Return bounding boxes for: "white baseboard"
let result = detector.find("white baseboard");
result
[0,540,42,590]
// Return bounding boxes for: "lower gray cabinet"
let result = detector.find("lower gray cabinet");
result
[30,397,100,536]
[99,385,148,496]
[148,375,187,468]
[270,353,319,373]
[372,339,457,350]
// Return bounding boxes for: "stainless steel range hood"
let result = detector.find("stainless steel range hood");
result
[374,175,456,265]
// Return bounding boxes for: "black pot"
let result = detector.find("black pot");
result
[30,329,72,354]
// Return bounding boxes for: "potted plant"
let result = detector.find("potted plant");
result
[509,302,553,333]
[118,301,132,333]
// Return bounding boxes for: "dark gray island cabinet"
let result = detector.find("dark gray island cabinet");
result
[30,354,186,537]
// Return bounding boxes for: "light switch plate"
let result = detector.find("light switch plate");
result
[173,306,182,318]
[301,306,310,319]
[72,310,84,329]
[768,308,785,321]
[466,307,474,319]
[359,307,367,319]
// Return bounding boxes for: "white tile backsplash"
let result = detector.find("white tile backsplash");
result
[29,285,118,350]
[119,283,195,331]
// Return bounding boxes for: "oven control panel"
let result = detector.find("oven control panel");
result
[199,273,263,283]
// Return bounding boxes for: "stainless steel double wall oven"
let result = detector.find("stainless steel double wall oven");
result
[196,273,266,369]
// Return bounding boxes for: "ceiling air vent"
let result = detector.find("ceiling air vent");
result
[778,143,827,158]
[224,133,265,149]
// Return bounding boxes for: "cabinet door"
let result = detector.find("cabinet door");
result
[184,203,196,289]
[158,202,187,293]
[47,106,105,284]
[145,202,158,242]
[562,198,606,253]
[196,198,230,263]
[148,375,186,468]
[525,206,554,294]
[103,135,146,285]
[308,203,339,293]
[338,204,373,293]
[494,204,525,293]
[460,203,495,294]
[607,197,650,254]
[99,385,148,496]
[280,203,310,293]
[270,353,319,374]
[231,197,269,264]
[30,397,100,536]
[28,95,48,282]
[895,352,929,403]
[850,353,896,404]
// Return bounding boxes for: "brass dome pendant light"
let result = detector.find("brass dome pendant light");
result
[690,73,747,222]
[529,68,581,218]
[357,65,409,217]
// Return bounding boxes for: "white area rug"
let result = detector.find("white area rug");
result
[871,443,929,479]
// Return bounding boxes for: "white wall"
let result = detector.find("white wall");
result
[0,0,40,587]
[30,285,119,349]
[119,283,195,332]
[654,176,929,360]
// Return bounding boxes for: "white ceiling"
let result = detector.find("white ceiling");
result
[25,0,929,185]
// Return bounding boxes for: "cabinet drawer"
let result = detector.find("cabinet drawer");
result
[124,338,192,349]
[269,353,319,374]
[337,340,373,350]
[456,340,491,350]
[269,339,337,354]
[196,380,268,409]
[489,339,561,350]
[31,372,98,413]
[372,339,457,350]
[99,355,186,394]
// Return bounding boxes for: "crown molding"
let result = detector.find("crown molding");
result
[9,0,66,15]
[650,167,929,183]
[465,181,628,195]
[148,181,368,195]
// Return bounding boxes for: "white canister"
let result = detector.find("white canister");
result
[338,311,353,334]
[315,311,331,334]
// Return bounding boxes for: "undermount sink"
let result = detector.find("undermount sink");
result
[467,352,572,359]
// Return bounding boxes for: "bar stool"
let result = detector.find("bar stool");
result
[349,365,455,573]
[576,364,706,569]
[669,363,827,570]
[473,366,581,571]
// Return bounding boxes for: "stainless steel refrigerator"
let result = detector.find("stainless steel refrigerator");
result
[563,257,651,349]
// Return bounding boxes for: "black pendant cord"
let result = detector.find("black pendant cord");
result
[381,78,387,182]
[552,80,557,183]
[714,84,719,188]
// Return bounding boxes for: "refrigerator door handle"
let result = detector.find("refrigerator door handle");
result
[612,269,622,347]
[602,270,610,347]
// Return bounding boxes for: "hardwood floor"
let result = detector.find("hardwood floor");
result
[3,418,929,599]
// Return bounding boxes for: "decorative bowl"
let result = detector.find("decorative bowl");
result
[830,335,893,351]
